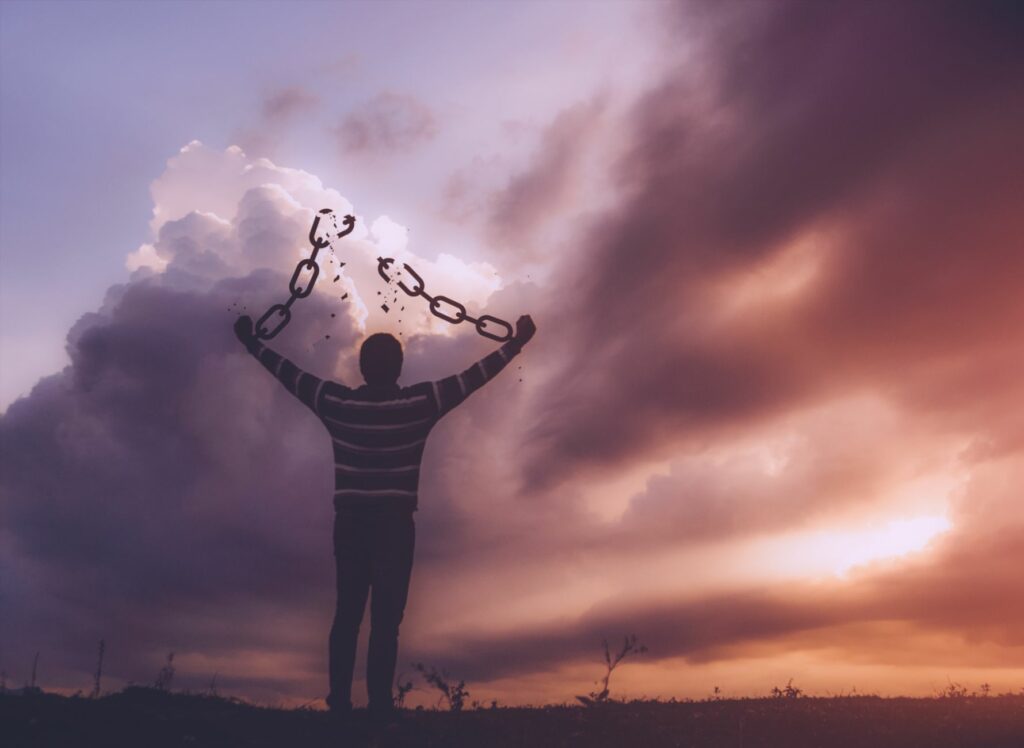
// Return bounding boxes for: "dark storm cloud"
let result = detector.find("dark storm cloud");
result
[335,92,438,155]
[0,191,363,689]
[523,0,1024,488]
[377,1,1024,685]
[408,587,840,681]
[405,524,1024,682]
[407,463,1024,681]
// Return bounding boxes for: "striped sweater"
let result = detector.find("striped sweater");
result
[245,338,521,511]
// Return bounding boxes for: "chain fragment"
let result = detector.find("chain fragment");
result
[376,256,514,342]
[474,315,514,342]
[255,209,356,340]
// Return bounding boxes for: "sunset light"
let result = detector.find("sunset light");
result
[3,2,1024,744]
[805,515,952,577]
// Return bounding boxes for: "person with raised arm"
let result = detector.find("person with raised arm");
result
[233,312,536,725]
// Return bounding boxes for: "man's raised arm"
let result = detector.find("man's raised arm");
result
[233,315,336,412]
[431,314,536,417]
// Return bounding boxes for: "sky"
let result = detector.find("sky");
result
[2,0,1024,708]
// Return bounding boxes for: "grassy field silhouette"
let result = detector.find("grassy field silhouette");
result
[4,685,1023,747]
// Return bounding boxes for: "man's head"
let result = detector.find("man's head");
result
[359,333,403,386]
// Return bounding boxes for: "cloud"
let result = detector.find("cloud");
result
[379,0,1024,693]
[147,141,352,235]
[230,87,321,160]
[1,200,359,696]
[401,449,1024,684]
[522,0,1024,489]
[262,86,318,121]
[439,97,614,262]
[0,143,527,701]
[486,98,607,255]
[4,1,1024,706]
[335,92,438,156]
[412,587,839,682]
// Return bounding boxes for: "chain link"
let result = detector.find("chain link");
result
[289,258,319,298]
[376,256,514,342]
[255,209,356,340]
[253,213,513,343]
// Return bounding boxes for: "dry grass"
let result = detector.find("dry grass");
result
[4,686,1024,748]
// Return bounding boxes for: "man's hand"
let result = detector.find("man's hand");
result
[234,315,256,346]
[513,314,536,347]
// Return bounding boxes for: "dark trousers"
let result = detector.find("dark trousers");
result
[327,506,415,712]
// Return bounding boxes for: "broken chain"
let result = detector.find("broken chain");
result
[376,257,514,342]
[255,209,356,339]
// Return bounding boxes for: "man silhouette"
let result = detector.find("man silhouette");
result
[233,313,536,722]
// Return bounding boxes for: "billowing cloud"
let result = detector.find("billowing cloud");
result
[523,0,1024,488]
[412,0,1024,694]
[0,142,530,702]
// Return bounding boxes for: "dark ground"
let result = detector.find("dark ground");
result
[3,688,1023,748]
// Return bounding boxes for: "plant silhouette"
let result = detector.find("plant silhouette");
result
[577,635,647,707]
[154,653,175,692]
[413,662,470,713]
